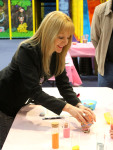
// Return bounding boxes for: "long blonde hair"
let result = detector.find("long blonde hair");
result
[19,11,75,76]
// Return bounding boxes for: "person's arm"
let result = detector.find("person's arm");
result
[91,7,101,48]
[63,103,96,124]
[63,103,87,123]
[55,70,96,123]
[55,69,81,106]
[76,102,96,122]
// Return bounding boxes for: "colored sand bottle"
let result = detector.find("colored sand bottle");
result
[96,132,105,150]
[81,122,90,133]
[63,122,70,138]
[51,122,59,149]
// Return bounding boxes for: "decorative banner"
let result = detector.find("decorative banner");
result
[56,0,59,10]
[87,0,100,25]
[0,0,34,39]
[11,0,33,38]
[87,0,108,25]
[72,0,108,42]
[71,0,83,42]
[83,0,91,41]
[0,0,9,38]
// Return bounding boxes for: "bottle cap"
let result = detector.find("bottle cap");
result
[51,122,59,128]
[64,122,68,128]
[72,145,80,150]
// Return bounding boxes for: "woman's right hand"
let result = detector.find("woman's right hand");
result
[63,103,91,124]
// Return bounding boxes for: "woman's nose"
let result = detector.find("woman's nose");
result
[63,38,68,45]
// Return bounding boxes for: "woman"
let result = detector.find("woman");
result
[0,11,96,148]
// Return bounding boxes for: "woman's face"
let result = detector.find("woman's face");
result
[54,31,71,53]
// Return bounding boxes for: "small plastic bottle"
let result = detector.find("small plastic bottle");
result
[63,122,70,138]
[51,122,59,149]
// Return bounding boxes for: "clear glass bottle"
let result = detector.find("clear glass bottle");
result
[96,132,105,150]
[81,122,90,133]
[51,122,59,149]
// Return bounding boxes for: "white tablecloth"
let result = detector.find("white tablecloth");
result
[2,87,113,150]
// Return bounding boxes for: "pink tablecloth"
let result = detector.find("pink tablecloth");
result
[69,42,95,57]
[49,52,82,86]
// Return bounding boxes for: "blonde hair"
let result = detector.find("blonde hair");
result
[19,11,75,76]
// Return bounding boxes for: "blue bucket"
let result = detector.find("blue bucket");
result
[81,100,97,110]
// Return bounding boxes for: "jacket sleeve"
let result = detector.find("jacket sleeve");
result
[91,7,101,48]
[16,43,67,115]
[55,69,81,106]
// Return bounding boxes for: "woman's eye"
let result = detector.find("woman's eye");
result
[58,36,70,40]
[59,37,63,39]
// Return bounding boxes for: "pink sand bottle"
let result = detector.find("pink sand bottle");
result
[63,122,70,138]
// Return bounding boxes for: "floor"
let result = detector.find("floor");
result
[0,39,98,87]
[80,75,98,87]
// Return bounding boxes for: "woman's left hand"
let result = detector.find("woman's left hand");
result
[78,104,96,124]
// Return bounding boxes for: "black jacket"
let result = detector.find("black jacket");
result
[0,43,80,117]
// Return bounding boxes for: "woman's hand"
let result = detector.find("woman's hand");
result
[63,103,91,124]
[110,130,113,139]
[77,103,96,123]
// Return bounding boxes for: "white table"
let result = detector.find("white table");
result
[2,87,113,150]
